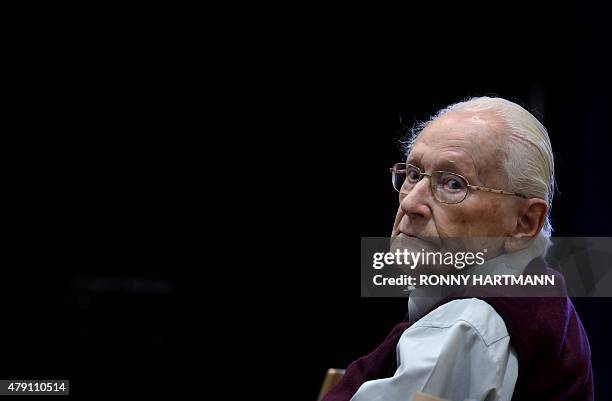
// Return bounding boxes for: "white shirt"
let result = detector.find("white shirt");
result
[351,237,547,401]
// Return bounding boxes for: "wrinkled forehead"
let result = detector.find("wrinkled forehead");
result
[408,111,507,170]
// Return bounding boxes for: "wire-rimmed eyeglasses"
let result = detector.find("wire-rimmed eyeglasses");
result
[389,163,528,204]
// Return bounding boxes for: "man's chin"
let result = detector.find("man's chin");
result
[390,234,457,276]
[395,262,458,277]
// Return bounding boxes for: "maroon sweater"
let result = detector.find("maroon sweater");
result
[323,259,594,401]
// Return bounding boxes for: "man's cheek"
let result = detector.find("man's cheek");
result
[436,211,469,233]
[479,199,511,233]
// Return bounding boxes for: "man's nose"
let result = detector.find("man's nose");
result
[399,178,433,219]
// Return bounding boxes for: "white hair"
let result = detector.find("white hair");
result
[404,96,555,239]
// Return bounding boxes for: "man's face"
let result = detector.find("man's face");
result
[391,111,523,258]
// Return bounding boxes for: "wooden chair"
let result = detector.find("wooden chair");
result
[412,392,449,401]
[316,368,345,401]
[316,369,450,401]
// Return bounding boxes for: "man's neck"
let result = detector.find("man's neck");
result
[407,235,548,321]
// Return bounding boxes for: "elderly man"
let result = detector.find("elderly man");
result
[323,97,593,401]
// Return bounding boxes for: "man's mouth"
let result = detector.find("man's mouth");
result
[396,231,439,248]
[398,231,418,239]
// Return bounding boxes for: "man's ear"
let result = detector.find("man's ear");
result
[504,199,548,252]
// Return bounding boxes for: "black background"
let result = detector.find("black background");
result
[2,4,612,400]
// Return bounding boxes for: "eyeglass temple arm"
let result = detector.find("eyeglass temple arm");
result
[468,185,528,199]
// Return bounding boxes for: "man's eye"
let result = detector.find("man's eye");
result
[407,170,420,182]
[444,178,465,191]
